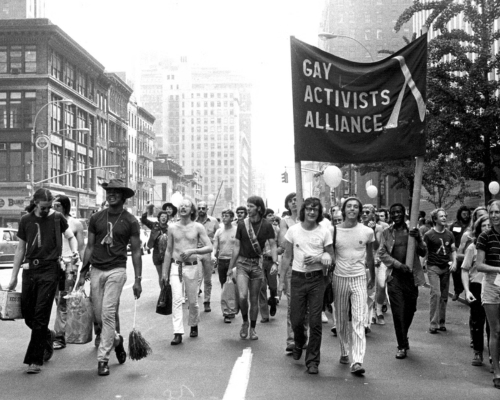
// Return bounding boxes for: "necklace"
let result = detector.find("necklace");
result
[101,210,124,247]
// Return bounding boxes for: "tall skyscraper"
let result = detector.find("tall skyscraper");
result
[0,0,46,19]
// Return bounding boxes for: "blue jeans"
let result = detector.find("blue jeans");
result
[427,265,450,329]
[290,270,325,367]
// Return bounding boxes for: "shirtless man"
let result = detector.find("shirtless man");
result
[213,209,238,323]
[162,199,212,345]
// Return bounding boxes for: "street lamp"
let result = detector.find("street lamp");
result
[30,98,73,194]
[318,32,375,62]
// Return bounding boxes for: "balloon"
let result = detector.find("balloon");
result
[340,197,346,204]
[367,185,378,199]
[489,181,500,195]
[170,191,184,208]
[208,193,215,202]
[323,166,342,188]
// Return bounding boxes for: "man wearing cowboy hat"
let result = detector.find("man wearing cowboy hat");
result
[78,179,142,376]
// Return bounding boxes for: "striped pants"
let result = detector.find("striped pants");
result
[334,274,368,365]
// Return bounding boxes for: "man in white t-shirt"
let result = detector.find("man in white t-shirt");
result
[334,197,375,376]
[280,197,333,375]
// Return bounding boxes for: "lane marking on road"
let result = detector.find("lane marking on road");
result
[223,347,253,400]
[123,279,151,290]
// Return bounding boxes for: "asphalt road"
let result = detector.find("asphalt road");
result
[0,257,499,400]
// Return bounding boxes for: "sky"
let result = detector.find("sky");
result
[47,0,326,212]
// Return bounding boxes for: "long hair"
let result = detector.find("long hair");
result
[341,197,363,222]
[284,192,296,212]
[33,188,53,203]
[247,195,266,217]
[299,197,324,223]
[473,215,489,244]
[455,205,470,223]
[55,195,71,216]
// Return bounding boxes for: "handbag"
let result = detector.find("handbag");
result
[65,290,93,344]
[221,278,239,316]
[156,282,172,316]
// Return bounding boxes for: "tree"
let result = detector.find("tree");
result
[394,0,500,204]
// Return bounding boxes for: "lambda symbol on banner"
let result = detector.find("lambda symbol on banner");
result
[385,55,426,129]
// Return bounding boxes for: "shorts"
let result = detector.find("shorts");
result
[236,256,263,281]
[482,280,500,305]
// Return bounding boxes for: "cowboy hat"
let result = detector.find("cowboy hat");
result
[162,202,178,216]
[101,179,135,199]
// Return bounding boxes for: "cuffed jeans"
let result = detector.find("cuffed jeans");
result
[259,257,278,319]
[54,258,78,345]
[171,263,200,334]
[387,272,418,350]
[21,262,59,366]
[291,271,325,367]
[427,265,450,329]
[197,253,213,304]
[90,267,127,362]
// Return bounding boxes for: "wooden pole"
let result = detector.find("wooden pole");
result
[295,159,304,210]
[405,156,424,269]
[211,180,224,216]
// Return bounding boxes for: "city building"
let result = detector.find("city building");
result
[0,0,46,19]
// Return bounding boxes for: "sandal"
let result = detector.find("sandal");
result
[53,341,65,350]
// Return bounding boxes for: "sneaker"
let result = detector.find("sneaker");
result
[285,344,294,352]
[190,326,198,338]
[472,352,484,366]
[350,363,365,375]
[27,364,41,374]
[224,316,232,323]
[240,322,249,339]
[376,315,385,325]
[98,361,109,376]
[249,328,258,340]
[382,304,388,313]
[204,302,211,312]
[429,328,438,334]
[322,312,328,323]
[270,301,277,317]
[114,335,127,364]
[339,355,350,364]
[331,327,337,337]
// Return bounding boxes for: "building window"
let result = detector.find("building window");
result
[0,142,27,181]
[77,154,86,188]
[64,149,75,187]
[51,145,62,184]
[0,91,36,129]
[64,63,76,89]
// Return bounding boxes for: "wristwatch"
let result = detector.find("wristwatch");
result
[273,261,279,266]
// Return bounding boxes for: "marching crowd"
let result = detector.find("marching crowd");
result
[4,178,500,389]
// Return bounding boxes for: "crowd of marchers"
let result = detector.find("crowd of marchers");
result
[3,179,500,389]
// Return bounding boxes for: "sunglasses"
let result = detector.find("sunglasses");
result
[39,205,52,211]
[237,211,245,214]
[362,211,371,215]
[198,207,206,211]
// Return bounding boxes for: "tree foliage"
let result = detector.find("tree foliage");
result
[363,0,500,207]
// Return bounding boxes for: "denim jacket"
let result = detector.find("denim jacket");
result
[378,225,427,286]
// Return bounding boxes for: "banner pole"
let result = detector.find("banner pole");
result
[405,157,424,269]
[295,160,304,210]
[406,25,428,269]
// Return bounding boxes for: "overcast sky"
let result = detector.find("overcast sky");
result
[47,0,325,212]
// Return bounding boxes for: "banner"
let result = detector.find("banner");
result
[291,34,427,163]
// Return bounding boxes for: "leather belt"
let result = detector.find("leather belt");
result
[29,259,58,266]
[172,259,198,266]
[292,270,323,279]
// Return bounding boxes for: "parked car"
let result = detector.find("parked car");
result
[0,228,18,268]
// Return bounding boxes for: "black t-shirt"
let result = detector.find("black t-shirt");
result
[89,209,140,270]
[236,218,275,258]
[424,228,454,268]
[17,211,69,262]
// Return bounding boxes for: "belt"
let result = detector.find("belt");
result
[263,255,273,261]
[29,259,58,266]
[172,259,198,266]
[292,270,323,279]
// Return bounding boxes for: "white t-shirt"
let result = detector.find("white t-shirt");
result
[334,223,375,278]
[285,223,332,272]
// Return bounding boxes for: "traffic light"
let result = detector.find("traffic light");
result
[281,171,288,183]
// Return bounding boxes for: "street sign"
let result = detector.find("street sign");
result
[35,135,50,150]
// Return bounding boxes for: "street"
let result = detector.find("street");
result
[0,256,499,400]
